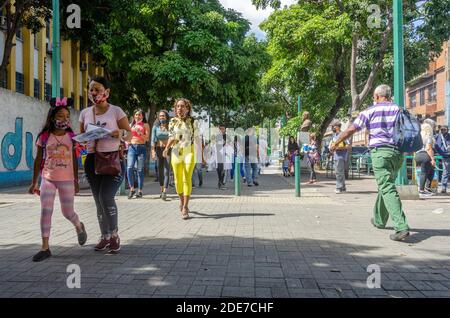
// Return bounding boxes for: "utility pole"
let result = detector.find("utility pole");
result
[393,0,408,185]
[51,0,60,98]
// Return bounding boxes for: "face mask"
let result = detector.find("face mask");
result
[160,120,168,125]
[89,91,109,105]
[54,119,70,130]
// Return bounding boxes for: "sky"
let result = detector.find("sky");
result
[219,0,297,40]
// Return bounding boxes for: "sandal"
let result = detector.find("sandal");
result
[181,207,189,220]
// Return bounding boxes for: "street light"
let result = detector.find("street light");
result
[393,0,408,185]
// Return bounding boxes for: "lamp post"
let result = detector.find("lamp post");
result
[51,0,60,98]
[393,0,408,185]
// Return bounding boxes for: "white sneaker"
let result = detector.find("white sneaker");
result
[335,189,343,194]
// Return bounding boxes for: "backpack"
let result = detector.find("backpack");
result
[39,131,77,172]
[393,109,423,153]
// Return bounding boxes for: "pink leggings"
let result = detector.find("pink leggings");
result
[40,179,80,238]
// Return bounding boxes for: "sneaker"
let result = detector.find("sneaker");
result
[77,222,87,246]
[127,190,135,199]
[424,188,435,195]
[247,184,253,187]
[136,192,143,198]
[109,235,121,253]
[335,189,343,194]
[440,188,447,194]
[161,192,167,201]
[94,238,110,251]
[32,249,51,262]
[253,181,259,186]
[370,218,385,229]
[389,231,410,241]
[419,190,434,199]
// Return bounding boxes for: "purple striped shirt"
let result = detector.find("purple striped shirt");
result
[353,102,400,149]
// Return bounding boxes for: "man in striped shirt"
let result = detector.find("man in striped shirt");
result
[330,84,410,241]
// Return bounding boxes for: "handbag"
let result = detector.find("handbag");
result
[92,106,121,175]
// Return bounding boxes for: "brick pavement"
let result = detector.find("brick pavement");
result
[1,165,450,298]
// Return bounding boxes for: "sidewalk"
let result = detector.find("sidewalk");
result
[1,165,450,298]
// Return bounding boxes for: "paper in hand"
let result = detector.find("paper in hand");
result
[72,125,112,143]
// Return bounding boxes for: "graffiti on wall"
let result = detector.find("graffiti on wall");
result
[0,117,36,186]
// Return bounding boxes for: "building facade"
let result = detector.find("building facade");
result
[0,2,104,110]
[406,42,449,126]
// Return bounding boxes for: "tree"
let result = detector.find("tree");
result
[254,0,450,148]
[0,0,51,86]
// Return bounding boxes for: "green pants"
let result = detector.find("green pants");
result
[370,147,409,232]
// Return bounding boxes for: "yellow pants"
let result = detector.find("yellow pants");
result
[171,145,196,196]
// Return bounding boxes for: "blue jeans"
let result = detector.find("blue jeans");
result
[231,158,245,179]
[127,144,147,190]
[84,154,124,236]
[440,157,450,189]
[245,161,259,185]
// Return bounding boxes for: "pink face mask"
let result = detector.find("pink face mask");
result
[89,91,109,105]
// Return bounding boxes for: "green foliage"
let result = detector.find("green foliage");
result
[258,0,450,141]
[61,0,272,125]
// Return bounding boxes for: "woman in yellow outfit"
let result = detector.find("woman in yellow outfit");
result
[163,98,198,219]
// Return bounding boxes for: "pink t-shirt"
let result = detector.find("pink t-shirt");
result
[37,133,74,181]
[79,104,127,153]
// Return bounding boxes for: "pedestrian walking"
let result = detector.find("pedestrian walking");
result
[287,136,299,176]
[151,110,171,200]
[415,119,437,198]
[330,84,410,241]
[434,125,450,193]
[28,97,87,262]
[306,133,320,184]
[163,98,199,219]
[330,121,351,193]
[127,109,150,199]
[282,154,290,177]
[216,124,227,190]
[245,127,260,187]
[79,76,132,253]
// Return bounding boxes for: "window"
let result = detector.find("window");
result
[15,72,24,94]
[45,83,52,101]
[34,79,40,99]
[46,21,50,39]
[409,93,416,108]
[16,28,22,41]
[428,83,437,102]
[419,88,425,105]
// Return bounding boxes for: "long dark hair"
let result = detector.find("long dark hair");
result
[130,109,148,127]
[288,136,296,145]
[36,97,74,140]
[153,110,170,127]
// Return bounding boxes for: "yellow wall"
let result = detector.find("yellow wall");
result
[6,0,16,91]
[22,27,34,97]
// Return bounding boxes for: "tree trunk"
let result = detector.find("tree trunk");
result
[350,18,393,113]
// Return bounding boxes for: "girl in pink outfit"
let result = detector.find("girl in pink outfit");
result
[28,97,87,262]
